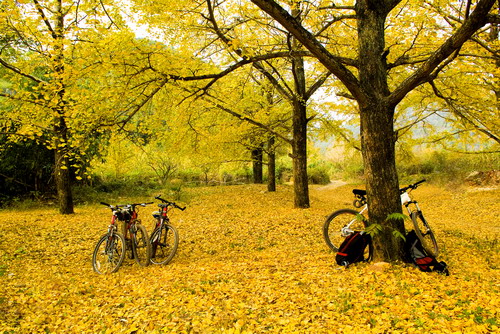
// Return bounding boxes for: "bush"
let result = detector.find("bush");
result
[308,163,331,184]
[0,139,54,206]
[398,150,500,184]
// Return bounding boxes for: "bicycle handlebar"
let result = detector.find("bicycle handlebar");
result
[399,179,426,193]
[100,202,153,210]
[155,195,186,211]
[352,179,426,198]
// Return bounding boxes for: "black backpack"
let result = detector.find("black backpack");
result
[336,231,371,267]
[404,230,449,275]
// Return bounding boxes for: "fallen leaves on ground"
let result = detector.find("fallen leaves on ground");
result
[0,184,498,333]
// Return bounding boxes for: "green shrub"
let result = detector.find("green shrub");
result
[308,162,332,184]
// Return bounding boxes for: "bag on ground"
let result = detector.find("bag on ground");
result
[404,230,449,275]
[336,231,371,267]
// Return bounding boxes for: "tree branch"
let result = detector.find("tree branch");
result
[0,58,44,84]
[250,0,364,105]
[389,0,496,107]
[429,80,500,144]
[32,0,57,39]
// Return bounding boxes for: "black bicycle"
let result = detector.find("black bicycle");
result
[92,202,152,274]
[149,195,184,265]
[323,180,438,257]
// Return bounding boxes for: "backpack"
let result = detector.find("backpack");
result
[336,231,371,267]
[404,230,449,275]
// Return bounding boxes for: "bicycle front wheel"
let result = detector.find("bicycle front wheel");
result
[323,208,368,252]
[150,225,179,265]
[132,224,152,267]
[92,232,126,274]
[411,211,439,257]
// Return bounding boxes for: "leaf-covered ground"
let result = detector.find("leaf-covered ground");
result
[1,183,498,333]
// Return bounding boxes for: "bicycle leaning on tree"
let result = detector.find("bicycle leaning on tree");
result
[322,179,439,259]
[92,202,153,274]
[149,195,184,265]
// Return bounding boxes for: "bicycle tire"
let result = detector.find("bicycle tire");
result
[150,225,179,265]
[323,208,369,252]
[132,224,152,267]
[92,232,126,274]
[411,211,439,257]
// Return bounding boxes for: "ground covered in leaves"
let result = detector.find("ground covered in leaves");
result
[1,183,498,333]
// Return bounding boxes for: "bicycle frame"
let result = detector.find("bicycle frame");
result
[153,204,170,227]
[153,196,185,226]
[343,190,420,236]
[104,211,119,248]
[123,208,139,239]
[340,205,368,237]
[401,190,422,216]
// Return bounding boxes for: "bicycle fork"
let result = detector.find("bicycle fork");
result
[405,202,431,236]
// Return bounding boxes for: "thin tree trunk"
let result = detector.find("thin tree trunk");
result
[252,144,264,184]
[290,7,310,208]
[52,0,74,214]
[291,100,309,208]
[54,116,74,214]
[267,136,276,192]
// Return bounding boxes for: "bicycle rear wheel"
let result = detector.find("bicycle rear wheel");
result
[150,225,179,265]
[132,224,152,267]
[411,211,439,257]
[92,232,126,274]
[323,209,369,252]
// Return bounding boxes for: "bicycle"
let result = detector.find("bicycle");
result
[322,179,438,258]
[149,195,184,265]
[92,202,153,274]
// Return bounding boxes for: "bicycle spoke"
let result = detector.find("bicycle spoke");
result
[92,233,125,274]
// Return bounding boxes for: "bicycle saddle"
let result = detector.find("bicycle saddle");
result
[353,189,367,196]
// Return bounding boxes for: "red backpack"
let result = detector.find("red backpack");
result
[404,230,449,275]
[336,231,371,267]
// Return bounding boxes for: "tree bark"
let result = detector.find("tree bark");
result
[267,136,276,192]
[290,9,310,208]
[252,144,264,184]
[54,116,74,214]
[356,1,404,260]
[52,0,74,214]
[291,100,309,208]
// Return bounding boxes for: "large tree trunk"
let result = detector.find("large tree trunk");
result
[360,103,404,261]
[267,136,276,192]
[357,1,403,261]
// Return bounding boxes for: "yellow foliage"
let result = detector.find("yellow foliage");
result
[0,184,498,333]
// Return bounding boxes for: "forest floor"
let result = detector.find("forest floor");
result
[0,182,498,333]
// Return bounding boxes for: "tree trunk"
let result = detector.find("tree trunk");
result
[54,116,74,214]
[291,102,309,208]
[360,103,404,261]
[52,0,74,215]
[290,20,310,209]
[267,136,276,192]
[251,144,264,184]
[357,1,403,261]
